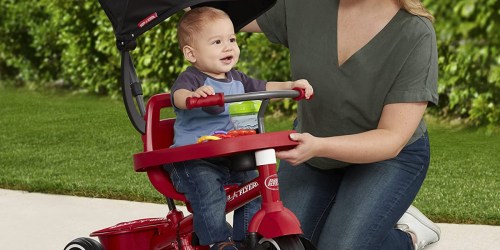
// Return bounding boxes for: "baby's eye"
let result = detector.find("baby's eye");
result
[229,38,236,43]
[213,39,222,45]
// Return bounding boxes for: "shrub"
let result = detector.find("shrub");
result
[0,0,498,125]
[424,0,500,126]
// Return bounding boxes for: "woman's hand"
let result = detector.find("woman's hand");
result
[276,132,319,165]
[292,79,314,99]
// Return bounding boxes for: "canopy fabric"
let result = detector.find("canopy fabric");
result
[98,0,276,43]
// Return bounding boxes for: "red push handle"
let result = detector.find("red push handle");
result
[186,93,225,110]
[292,87,313,101]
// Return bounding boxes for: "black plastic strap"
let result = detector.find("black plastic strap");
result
[130,81,143,97]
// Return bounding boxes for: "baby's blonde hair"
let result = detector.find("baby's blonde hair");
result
[398,0,435,22]
[177,7,231,49]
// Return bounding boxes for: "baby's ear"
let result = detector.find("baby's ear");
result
[183,45,196,63]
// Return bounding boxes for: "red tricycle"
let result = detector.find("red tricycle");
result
[64,0,315,249]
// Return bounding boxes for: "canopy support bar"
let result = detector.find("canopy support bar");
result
[122,51,146,134]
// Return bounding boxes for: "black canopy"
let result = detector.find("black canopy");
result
[97,0,275,135]
[98,0,276,46]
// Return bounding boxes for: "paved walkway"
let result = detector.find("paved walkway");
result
[1,189,499,249]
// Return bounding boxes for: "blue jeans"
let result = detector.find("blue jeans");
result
[278,132,430,250]
[164,157,261,245]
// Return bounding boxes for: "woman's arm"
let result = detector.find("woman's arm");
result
[266,79,314,99]
[241,20,262,32]
[276,102,428,165]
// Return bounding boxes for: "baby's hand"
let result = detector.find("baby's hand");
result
[292,79,314,99]
[192,86,215,98]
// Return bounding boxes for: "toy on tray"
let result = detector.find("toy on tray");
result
[197,129,257,143]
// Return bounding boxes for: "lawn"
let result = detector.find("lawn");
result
[0,87,498,225]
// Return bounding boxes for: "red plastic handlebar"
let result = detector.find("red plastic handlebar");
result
[186,93,225,110]
[185,88,310,109]
[291,87,306,101]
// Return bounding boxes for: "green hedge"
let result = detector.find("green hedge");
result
[424,0,500,126]
[0,0,498,125]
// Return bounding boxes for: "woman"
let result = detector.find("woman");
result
[243,0,441,249]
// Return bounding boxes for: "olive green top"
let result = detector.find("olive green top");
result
[257,0,439,169]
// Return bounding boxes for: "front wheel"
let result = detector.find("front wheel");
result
[64,237,104,250]
[256,235,305,250]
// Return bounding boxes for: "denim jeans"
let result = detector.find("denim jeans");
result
[163,157,261,245]
[278,132,430,250]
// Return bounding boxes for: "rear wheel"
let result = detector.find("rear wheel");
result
[64,237,104,250]
[299,237,317,250]
[256,235,305,250]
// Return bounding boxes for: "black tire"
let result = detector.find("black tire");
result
[64,237,104,250]
[256,235,305,250]
[299,237,317,250]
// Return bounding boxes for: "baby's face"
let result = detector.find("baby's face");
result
[191,17,240,79]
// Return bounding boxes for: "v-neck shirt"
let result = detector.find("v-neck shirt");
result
[257,0,438,169]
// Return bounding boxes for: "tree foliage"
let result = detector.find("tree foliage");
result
[0,0,498,125]
[424,0,500,126]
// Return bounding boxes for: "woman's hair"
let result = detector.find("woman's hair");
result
[177,7,231,48]
[399,0,434,22]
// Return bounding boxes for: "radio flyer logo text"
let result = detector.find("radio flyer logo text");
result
[138,12,158,28]
[265,174,279,190]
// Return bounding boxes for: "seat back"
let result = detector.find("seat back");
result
[142,93,187,202]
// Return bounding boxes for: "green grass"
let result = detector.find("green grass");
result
[0,87,498,225]
[414,119,500,225]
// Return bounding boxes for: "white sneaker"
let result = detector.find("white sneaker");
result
[396,205,441,250]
